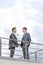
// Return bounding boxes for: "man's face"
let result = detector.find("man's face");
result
[13,28,17,33]
[22,29,26,33]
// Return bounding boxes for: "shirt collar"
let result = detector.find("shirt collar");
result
[24,32,27,34]
[12,32,16,35]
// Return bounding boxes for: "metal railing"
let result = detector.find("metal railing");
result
[0,37,43,62]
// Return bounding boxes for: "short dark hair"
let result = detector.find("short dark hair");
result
[23,27,27,31]
[12,27,16,31]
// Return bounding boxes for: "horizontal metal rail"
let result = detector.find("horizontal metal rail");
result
[0,37,43,46]
[0,37,43,61]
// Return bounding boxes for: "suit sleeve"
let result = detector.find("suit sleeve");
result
[27,33,31,43]
[21,40,23,46]
[21,37,24,47]
[12,34,18,45]
[9,34,18,46]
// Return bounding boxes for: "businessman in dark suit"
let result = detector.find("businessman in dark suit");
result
[9,27,18,58]
[21,27,31,59]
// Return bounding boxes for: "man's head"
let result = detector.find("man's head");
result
[22,27,27,33]
[12,27,16,33]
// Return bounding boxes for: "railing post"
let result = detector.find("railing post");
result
[35,52,37,61]
[0,38,1,56]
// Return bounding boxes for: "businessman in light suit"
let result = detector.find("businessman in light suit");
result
[9,27,18,58]
[21,27,31,59]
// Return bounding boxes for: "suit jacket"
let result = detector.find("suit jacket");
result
[9,33,18,49]
[21,33,31,47]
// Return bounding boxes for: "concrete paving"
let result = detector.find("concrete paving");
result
[0,58,43,65]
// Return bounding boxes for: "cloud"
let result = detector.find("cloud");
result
[0,0,43,43]
[26,0,43,3]
[0,0,15,8]
[32,23,43,43]
[0,1,37,26]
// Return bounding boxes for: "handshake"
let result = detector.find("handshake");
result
[9,43,21,49]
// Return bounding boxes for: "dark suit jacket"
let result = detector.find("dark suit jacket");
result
[21,33,31,47]
[9,33,18,49]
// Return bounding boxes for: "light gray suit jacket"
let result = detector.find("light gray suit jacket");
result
[21,33,31,47]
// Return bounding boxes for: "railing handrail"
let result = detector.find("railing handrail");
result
[0,37,43,54]
[30,49,43,55]
[0,37,43,46]
[0,37,43,61]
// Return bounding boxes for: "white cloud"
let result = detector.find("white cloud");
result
[0,0,42,42]
[26,0,43,3]
[26,8,39,17]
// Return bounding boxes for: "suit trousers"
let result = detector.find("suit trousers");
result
[22,46,29,59]
[10,48,15,58]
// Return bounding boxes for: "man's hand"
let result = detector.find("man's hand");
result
[16,34,20,36]
[17,44,21,46]
[9,46,11,49]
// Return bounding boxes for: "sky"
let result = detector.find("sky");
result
[0,0,43,43]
